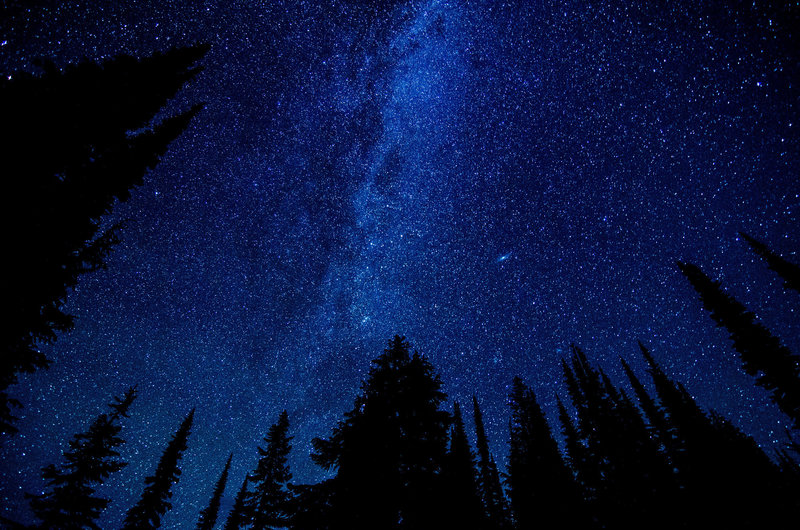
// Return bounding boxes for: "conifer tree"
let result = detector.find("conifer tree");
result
[26,387,136,529]
[122,409,195,530]
[619,354,676,456]
[637,342,790,527]
[441,401,483,529]
[472,396,510,530]
[740,232,800,294]
[311,335,450,530]
[0,43,209,436]
[286,482,334,530]
[561,346,675,529]
[677,261,800,428]
[222,476,251,530]
[248,410,293,530]
[196,453,232,530]
[507,377,585,530]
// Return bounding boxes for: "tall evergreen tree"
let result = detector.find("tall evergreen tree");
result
[196,453,233,530]
[560,346,675,529]
[507,377,585,530]
[637,342,791,527]
[0,43,209,436]
[122,409,195,530]
[222,476,251,530]
[740,232,800,294]
[472,396,510,530]
[441,401,483,529]
[26,387,136,529]
[677,261,800,428]
[248,410,293,530]
[619,354,676,457]
[311,335,450,530]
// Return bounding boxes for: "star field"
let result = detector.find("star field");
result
[1,1,799,527]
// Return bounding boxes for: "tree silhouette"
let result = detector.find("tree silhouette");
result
[25,387,136,529]
[560,346,675,528]
[507,377,585,530]
[247,410,293,529]
[222,476,251,530]
[311,335,450,530]
[678,261,800,428]
[0,43,209,436]
[635,342,791,527]
[122,408,195,529]
[740,232,800,294]
[472,396,510,530]
[441,401,483,529]
[196,453,232,530]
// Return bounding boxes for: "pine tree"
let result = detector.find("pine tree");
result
[122,409,195,529]
[507,377,585,530]
[0,43,209,436]
[248,410,293,530]
[441,401,483,529]
[222,476,251,530]
[196,453,232,530]
[311,335,450,530]
[740,232,800,294]
[472,396,510,530]
[26,387,136,529]
[677,261,800,428]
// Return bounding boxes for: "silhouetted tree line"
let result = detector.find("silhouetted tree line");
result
[0,42,209,436]
[2,44,800,529]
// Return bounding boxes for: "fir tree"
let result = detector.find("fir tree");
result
[122,409,195,530]
[311,335,450,530]
[678,261,800,428]
[441,401,483,529]
[0,43,208,436]
[740,232,800,294]
[196,453,232,530]
[472,396,510,530]
[507,377,585,530]
[222,476,251,530]
[248,410,293,530]
[26,387,136,529]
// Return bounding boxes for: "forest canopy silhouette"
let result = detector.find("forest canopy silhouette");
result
[1,18,799,530]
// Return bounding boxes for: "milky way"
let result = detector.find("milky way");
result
[1,1,798,527]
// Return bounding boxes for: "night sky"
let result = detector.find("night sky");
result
[1,0,799,527]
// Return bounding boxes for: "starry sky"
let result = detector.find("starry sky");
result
[1,0,799,527]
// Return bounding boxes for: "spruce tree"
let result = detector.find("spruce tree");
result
[677,261,800,428]
[196,453,232,530]
[122,409,195,529]
[0,43,208,436]
[311,335,450,530]
[248,410,293,530]
[472,396,510,530]
[507,377,585,530]
[26,387,136,529]
[441,401,483,529]
[222,476,251,530]
[740,232,800,294]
